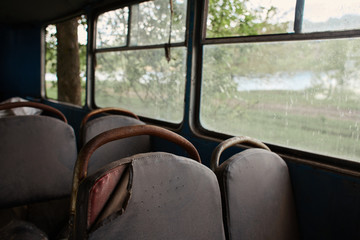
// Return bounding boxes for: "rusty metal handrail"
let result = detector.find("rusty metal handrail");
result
[210,136,270,171]
[81,107,139,128]
[70,124,201,223]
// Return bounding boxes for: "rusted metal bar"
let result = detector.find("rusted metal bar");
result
[70,124,201,217]
[210,136,270,171]
[80,107,139,128]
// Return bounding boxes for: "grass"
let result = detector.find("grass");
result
[201,89,360,162]
[95,90,183,123]
[47,80,360,162]
[45,81,86,106]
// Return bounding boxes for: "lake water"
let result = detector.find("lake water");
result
[235,72,313,91]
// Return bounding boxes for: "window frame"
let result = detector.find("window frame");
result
[42,14,89,108]
[90,0,190,127]
[192,0,360,166]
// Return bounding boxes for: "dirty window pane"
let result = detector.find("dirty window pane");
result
[201,38,360,161]
[45,16,87,105]
[96,7,129,48]
[206,0,295,38]
[95,47,186,123]
[302,0,360,33]
[130,0,187,45]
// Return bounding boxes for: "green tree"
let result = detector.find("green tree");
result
[207,0,287,38]
[95,0,187,122]
[203,0,289,117]
[45,16,87,105]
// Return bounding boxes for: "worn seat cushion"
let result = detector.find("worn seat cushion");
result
[76,152,226,240]
[82,115,151,175]
[215,148,299,240]
[0,220,48,240]
[0,115,77,208]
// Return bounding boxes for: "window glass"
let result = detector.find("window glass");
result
[201,38,360,161]
[95,47,186,123]
[206,0,295,38]
[130,0,187,45]
[95,0,188,123]
[45,16,87,105]
[303,0,360,32]
[96,7,129,48]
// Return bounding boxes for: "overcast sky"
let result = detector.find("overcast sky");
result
[250,0,360,22]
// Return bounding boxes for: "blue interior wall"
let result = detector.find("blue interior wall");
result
[0,25,41,101]
[288,162,360,240]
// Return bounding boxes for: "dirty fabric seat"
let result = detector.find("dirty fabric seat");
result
[81,108,151,175]
[0,102,77,238]
[0,220,48,240]
[72,125,226,240]
[211,136,300,240]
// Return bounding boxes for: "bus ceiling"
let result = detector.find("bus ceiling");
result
[0,0,148,25]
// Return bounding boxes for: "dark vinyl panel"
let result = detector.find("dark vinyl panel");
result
[0,25,41,101]
[0,0,87,24]
[287,161,360,240]
[0,0,149,25]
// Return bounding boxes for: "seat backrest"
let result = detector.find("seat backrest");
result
[81,108,151,175]
[73,125,226,240]
[0,102,77,208]
[211,136,299,240]
[0,102,77,237]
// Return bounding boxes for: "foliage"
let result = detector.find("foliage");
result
[44,0,360,160]
[95,0,187,122]
[202,0,290,118]
[207,0,288,37]
[45,17,87,75]
[45,25,57,74]
[201,0,360,161]
[45,16,87,105]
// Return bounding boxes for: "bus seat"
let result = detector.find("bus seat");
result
[72,125,226,240]
[0,97,42,117]
[0,102,77,238]
[0,220,48,240]
[211,136,299,240]
[80,108,151,175]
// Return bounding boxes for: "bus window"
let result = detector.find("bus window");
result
[206,0,295,38]
[201,0,360,162]
[302,0,360,32]
[94,0,187,123]
[96,7,129,48]
[44,15,87,106]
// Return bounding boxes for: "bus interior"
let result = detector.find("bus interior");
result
[0,0,360,239]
